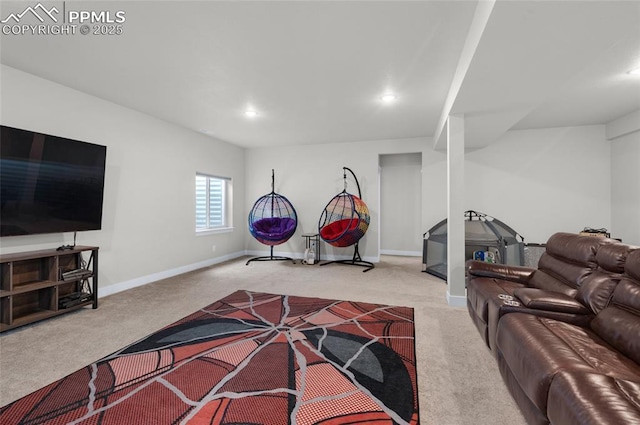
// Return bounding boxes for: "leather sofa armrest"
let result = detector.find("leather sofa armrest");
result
[466,260,535,284]
[497,305,594,329]
[513,288,590,315]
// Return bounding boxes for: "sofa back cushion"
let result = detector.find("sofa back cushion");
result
[576,244,635,314]
[529,233,611,296]
[626,248,640,280]
[591,249,640,365]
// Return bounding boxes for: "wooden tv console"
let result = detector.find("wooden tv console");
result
[0,246,98,333]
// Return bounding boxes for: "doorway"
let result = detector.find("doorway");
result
[379,153,422,256]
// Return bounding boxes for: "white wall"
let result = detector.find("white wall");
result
[465,125,611,244]
[422,148,448,237]
[610,130,640,245]
[245,138,444,262]
[379,153,423,255]
[0,65,246,293]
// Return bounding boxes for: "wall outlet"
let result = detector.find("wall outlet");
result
[212,245,216,253]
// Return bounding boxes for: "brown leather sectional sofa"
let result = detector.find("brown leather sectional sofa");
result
[466,232,640,425]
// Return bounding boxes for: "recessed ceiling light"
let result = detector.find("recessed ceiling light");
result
[381,94,397,103]
[627,67,640,75]
[245,110,258,118]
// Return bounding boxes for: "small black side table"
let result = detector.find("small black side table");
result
[301,233,320,264]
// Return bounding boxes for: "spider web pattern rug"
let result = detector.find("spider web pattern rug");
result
[1,290,419,424]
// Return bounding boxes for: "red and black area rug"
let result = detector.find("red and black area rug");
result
[1,290,419,424]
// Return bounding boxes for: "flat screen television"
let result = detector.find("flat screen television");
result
[0,125,107,237]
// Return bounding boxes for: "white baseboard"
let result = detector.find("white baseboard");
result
[99,251,246,298]
[380,250,422,257]
[100,248,383,299]
[446,290,467,307]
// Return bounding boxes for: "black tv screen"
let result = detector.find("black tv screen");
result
[1,125,107,237]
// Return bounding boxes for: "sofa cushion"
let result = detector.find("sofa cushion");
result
[595,243,634,273]
[251,217,297,245]
[319,218,357,242]
[544,232,608,266]
[528,267,579,297]
[512,288,590,315]
[528,233,612,296]
[590,249,640,365]
[576,244,635,314]
[576,272,622,315]
[496,313,640,413]
[625,248,640,281]
[547,371,640,425]
[466,260,535,284]
[591,281,640,365]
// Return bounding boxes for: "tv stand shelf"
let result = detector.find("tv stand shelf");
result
[0,246,98,333]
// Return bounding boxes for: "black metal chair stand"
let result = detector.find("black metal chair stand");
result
[319,242,374,272]
[246,246,296,265]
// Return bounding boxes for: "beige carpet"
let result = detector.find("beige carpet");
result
[0,255,526,425]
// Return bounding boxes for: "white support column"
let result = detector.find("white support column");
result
[446,114,466,307]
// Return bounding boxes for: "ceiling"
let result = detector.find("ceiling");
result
[1,1,639,149]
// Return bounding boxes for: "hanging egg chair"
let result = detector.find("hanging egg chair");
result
[246,169,297,265]
[318,167,374,272]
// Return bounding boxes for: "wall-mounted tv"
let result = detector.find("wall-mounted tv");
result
[1,125,107,237]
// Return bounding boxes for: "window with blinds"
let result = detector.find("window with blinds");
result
[195,173,231,231]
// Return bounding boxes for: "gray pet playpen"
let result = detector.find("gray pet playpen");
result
[422,210,525,280]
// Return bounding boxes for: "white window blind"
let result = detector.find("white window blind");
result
[196,174,231,231]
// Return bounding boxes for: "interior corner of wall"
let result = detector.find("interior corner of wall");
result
[606,110,640,141]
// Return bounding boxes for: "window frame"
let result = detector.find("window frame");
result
[195,172,233,235]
